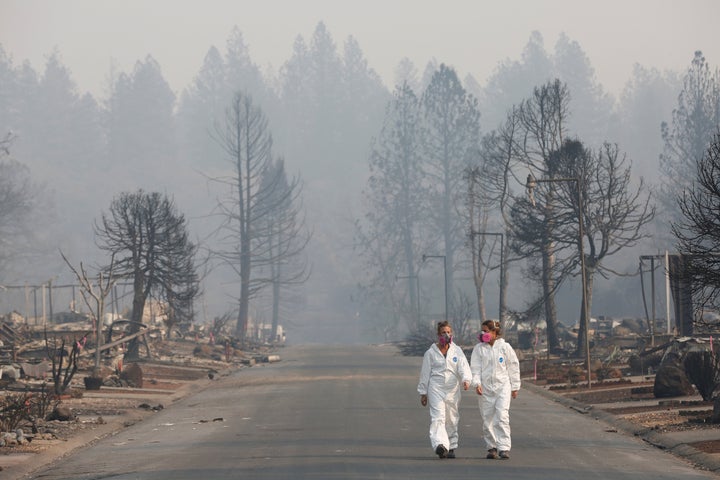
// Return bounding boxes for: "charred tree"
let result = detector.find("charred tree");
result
[95,190,199,360]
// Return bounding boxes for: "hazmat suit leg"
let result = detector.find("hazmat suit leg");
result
[444,390,461,449]
[479,392,498,450]
[479,386,512,451]
[428,393,450,450]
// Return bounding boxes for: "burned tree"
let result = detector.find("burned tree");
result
[507,80,572,353]
[211,92,309,341]
[262,158,310,342]
[464,165,494,323]
[554,141,653,356]
[95,190,199,360]
[672,131,720,326]
[60,251,116,371]
[517,139,654,356]
[471,112,524,326]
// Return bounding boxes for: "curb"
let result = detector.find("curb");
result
[523,381,720,473]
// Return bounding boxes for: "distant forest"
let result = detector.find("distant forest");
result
[0,22,711,342]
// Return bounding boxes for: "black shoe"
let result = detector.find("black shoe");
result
[447,449,456,459]
[486,448,498,459]
[435,445,448,458]
[499,450,510,459]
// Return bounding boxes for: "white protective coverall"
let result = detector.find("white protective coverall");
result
[417,342,472,451]
[470,338,521,452]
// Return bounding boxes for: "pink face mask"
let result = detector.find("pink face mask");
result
[478,332,492,343]
[438,333,453,346]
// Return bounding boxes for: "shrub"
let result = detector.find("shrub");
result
[684,350,720,401]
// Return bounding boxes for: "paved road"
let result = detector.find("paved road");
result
[26,344,718,479]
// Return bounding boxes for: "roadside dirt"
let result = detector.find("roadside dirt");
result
[2,382,182,455]
[0,338,270,477]
[544,378,720,453]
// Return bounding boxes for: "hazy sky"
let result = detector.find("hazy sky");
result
[1,0,719,99]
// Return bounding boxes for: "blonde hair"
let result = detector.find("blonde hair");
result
[481,320,502,337]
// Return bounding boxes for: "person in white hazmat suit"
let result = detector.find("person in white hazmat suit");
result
[417,321,471,459]
[470,319,521,460]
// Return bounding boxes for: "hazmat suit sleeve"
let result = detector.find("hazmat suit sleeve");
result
[505,343,521,391]
[470,344,482,387]
[457,347,472,385]
[417,348,432,395]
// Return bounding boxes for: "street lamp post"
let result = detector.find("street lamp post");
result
[526,173,592,389]
[422,254,448,322]
[472,231,504,323]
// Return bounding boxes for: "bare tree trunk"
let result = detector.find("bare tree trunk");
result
[466,167,490,324]
[576,264,596,357]
[126,274,146,360]
[235,107,251,342]
[59,251,115,372]
[477,283,487,323]
[542,243,560,352]
[470,229,487,322]
[271,271,281,342]
[499,227,510,325]
[443,206,455,318]
[237,253,250,342]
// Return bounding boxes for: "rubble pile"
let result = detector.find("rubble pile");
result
[0,315,280,461]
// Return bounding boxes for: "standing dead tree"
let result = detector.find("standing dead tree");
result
[60,250,117,372]
[95,190,199,360]
[507,80,571,353]
[672,131,720,323]
[211,92,309,343]
[464,166,490,321]
[477,109,526,326]
[551,141,654,356]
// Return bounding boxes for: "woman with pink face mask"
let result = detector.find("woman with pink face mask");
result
[471,320,521,460]
[417,321,471,459]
